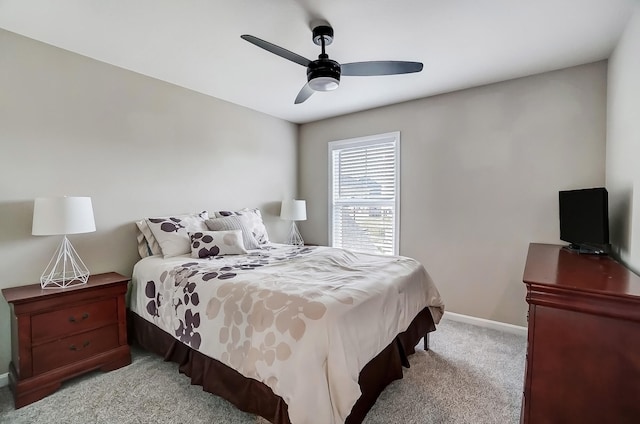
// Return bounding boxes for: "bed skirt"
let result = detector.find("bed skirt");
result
[128,307,435,424]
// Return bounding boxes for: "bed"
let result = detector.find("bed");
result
[129,211,444,424]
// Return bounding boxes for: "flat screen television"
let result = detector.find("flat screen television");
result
[559,187,609,254]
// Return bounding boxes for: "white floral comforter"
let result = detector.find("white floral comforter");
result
[130,244,444,424]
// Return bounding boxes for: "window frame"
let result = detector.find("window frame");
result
[327,131,401,255]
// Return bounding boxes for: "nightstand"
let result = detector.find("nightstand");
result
[2,272,131,408]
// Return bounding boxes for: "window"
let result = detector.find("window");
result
[328,132,400,255]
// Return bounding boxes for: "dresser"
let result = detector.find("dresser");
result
[2,272,131,408]
[521,243,640,424]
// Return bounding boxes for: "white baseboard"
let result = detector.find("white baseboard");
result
[443,311,528,337]
[0,372,8,388]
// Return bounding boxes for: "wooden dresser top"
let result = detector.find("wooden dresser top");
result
[523,243,640,301]
[2,272,129,304]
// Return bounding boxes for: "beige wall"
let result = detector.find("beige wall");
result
[607,5,640,273]
[299,62,608,327]
[0,24,620,376]
[0,29,297,374]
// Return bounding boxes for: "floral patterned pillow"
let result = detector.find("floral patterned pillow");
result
[145,211,209,258]
[188,230,247,258]
[214,208,270,245]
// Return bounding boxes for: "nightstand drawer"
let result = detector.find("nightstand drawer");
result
[31,298,118,344]
[32,324,120,375]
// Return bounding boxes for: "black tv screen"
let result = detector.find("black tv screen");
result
[559,187,609,250]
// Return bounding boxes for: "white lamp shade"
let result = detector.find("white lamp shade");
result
[32,197,96,235]
[280,200,307,221]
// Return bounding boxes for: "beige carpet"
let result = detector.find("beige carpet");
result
[0,318,526,423]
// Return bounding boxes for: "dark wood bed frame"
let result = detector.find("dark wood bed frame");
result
[128,307,435,424]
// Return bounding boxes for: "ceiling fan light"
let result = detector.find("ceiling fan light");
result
[308,76,340,91]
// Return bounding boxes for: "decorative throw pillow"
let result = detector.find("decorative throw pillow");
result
[135,219,163,257]
[145,211,209,258]
[205,215,260,250]
[188,230,247,258]
[214,208,270,245]
[135,229,150,258]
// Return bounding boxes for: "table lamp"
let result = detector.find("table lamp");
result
[280,200,307,246]
[32,196,96,288]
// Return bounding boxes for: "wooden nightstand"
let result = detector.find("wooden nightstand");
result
[2,272,131,408]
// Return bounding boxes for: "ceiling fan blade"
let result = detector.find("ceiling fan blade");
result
[341,61,423,76]
[294,84,314,104]
[241,35,311,67]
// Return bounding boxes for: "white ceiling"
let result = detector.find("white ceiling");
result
[0,0,635,124]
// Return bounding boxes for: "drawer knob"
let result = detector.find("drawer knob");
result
[69,340,91,351]
[68,313,90,323]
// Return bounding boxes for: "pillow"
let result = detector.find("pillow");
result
[214,208,270,245]
[205,215,260,250]
[188,230,247,258]
[135,228,150,258]
[135,219,163,257]
[145,211,209,258]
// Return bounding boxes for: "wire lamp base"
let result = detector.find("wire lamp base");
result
[40,235,90,289]
[286,221,304,246]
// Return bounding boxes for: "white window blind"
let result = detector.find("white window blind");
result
[328,132,400,255]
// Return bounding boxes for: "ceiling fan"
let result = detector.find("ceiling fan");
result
[241,25,423,104]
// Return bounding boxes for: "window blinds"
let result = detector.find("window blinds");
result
[329,133,399,255]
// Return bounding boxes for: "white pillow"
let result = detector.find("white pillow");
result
[205,215,260,250]
[145,211,209,258]
[188,230,247,258]
[213,208,270,245]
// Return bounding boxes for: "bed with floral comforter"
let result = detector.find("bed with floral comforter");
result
[130,244,444,424]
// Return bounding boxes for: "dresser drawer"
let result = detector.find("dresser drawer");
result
[31,298,118,344]
[32,324,120,375]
